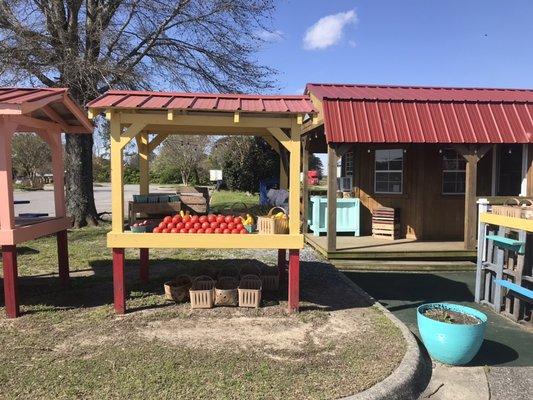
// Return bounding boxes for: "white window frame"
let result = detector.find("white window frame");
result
[344,151,354,176]
[442,149,466,195]
[374,149,404,194]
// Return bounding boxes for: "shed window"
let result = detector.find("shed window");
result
[374,149,403,194]
[442,149,466,194]
[344,151,354,176]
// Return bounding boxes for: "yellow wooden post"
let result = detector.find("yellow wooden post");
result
[288,120,301,235]
[110,113,124,233]
[138,131,149,196]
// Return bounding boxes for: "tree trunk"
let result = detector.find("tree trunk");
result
[65,134,98,227]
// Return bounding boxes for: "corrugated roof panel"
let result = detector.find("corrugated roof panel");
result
[263,99,288,112]
[192,97,217,110]
[240,98,263,112]
[322,98,532,143]
[167,97,194,109]
[217,98,240,111]
[89,94,127,108]
[115,95,150,108]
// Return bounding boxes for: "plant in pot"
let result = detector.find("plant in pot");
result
[417,303,487,365]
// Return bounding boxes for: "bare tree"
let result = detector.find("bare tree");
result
[0,0,277,227]
[154,135,208,186]
[12,133,51,188]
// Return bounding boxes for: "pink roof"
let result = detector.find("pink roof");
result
[306,83,533,144]
[0,87,93,133]
[87,90,316,114]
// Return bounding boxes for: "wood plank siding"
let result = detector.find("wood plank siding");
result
[340,144,493,240]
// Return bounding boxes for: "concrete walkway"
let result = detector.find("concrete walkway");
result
[344,270,533,400]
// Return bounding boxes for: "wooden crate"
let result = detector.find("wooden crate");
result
[372,207,400,240]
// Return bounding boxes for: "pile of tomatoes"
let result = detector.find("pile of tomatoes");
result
[153,214,248,234]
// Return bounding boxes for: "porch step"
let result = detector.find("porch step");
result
[332,260,476,272]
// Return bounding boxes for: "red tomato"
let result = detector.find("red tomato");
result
[170,228,179,233]
[223,228,230,234]
[179,228,187,233]
[191,215,199,223]
[231,229,239,234]
[214,228,222,234]
[176,222,184,230]
[207,215,216,223]
[224,215,233,224]
[162,228,170,233]
[205,228,213,234]
[189,228,197,233]
[158,222,166,229]
[184,222,192,229]
[201,222,210,229]
[193,222,201,229]
[167,222,176,229]
[236,223,244,230]
[220,222,228,229]
[163,216,172,223]
[233,217,241,225]
[153,227,161,233]
[240,229,248,234]
[199,215,208,223]
[216,215,224,223]
[227,222,235,230]
[172,217,180,224]
[197,228,205,233]
[210,221,219,229]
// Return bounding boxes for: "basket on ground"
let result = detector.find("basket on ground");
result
[215,277,239,307]
[260,266,279,291]
[164,275,192,302]
[238,274,262,308]
[189,275,215,309]
[257,207,289,234]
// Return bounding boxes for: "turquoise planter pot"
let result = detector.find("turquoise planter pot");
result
[417,303,487,365]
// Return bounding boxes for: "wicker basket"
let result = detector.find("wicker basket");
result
[215,277,239,307]
[238,274,262,308]
[257,207,289,234]
[164,275,192,302]
[189,275,215,309]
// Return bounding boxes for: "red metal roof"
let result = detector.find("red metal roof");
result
[87,90,316,114]
[306,84,533,143]
[0,87,93,133]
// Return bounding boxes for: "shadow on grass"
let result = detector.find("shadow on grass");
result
[1,259,373,316]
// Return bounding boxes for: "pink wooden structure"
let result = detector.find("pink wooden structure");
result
[0,88,93,318]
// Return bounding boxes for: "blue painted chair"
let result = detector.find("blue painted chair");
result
[308,196,360,236]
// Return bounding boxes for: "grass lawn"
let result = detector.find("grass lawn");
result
[0,224,405,399]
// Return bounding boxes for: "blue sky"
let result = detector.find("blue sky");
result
[257,0,533,94]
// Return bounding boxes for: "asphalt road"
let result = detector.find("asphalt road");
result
[13,183,172,217]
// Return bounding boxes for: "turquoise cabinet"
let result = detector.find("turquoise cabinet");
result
[308,196,360,236]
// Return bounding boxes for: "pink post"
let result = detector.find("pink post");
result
[113,248,126,314]
[56,230,69,285]
[288,249,300,313]
[2,245,19,318]
[140,248,149,283]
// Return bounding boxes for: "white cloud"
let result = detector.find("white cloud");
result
[256,29,284,42]
[303,10,357,50]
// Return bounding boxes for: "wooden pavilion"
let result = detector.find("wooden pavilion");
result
[302,83,533,259]
[87,90,316,314]
[0,88,93,318]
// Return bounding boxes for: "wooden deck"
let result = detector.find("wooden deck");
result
[305,234,476,261]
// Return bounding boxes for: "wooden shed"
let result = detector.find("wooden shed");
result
[302,83,533,260]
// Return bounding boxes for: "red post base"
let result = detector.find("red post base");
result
[2,245,20,318]
[288,249,300,313]
[277,249,287,282]
[140,248,149,283]
[56,230,69,285]
[113,248,126,314]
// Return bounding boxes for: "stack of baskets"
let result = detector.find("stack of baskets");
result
[492,198,533,220]
[163,264,279,309]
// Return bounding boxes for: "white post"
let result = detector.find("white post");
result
[520,144,528,196]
